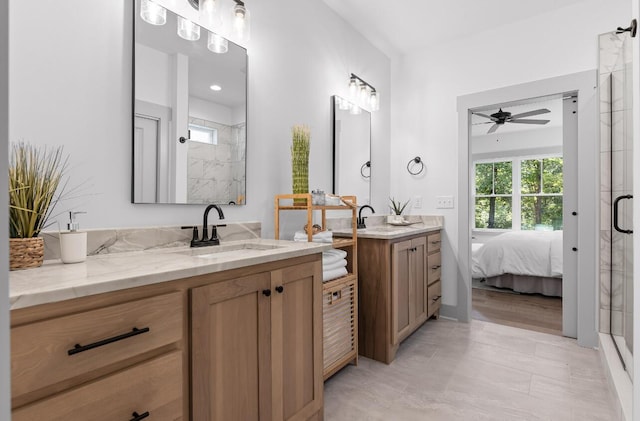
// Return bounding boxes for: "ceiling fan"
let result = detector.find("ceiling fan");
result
[473,107,551,134]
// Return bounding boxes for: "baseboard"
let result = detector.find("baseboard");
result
[598,333,631,421]
[439,304,458,321]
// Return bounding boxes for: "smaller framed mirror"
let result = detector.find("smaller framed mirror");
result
[332,95,371,204]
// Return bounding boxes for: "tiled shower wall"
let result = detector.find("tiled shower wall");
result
[187,118,246,204]
[598,32,633,335]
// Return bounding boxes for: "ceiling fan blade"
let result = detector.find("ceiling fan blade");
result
[508,108,550,119]
[474,112,498,121]
[508,119,550,125]
[487,124,500,134]
[472,121,494,125]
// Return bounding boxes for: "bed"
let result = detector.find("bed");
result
[472,230,563,297]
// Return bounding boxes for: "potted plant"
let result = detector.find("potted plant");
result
[291,125,310,206]
[9,142,68,270]
[389,197,409,223]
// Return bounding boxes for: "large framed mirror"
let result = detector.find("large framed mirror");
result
[332,95,371,204]
[133,1,247,204]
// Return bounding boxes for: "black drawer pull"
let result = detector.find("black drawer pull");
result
[431,265,441,270]
[130,411,150,421]
[431,241,441,244]
[432,295,441,303]
[275,285,284,293]
[67,327,150,356]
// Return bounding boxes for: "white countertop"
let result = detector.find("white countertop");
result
[9,239,331,310]
[332,222,442,240]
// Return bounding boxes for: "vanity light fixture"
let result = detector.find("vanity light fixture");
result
[177,16,201,40]
[232,0,250,41]
[140,0,167,25]
[348,73,379,112]
[207,32,229,53]
[185,0,250,42]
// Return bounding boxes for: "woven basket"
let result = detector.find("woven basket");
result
[10,237,44,271]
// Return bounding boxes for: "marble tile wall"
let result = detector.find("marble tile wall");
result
[41,221,261,261]
[598,31,634,339]
[187,118,246,204]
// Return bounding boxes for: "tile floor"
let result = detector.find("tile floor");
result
[324,319,619,420]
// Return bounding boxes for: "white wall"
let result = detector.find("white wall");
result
[9,0,391,237]
[471,126,563,158]
[0,1,9,418]
[391,0,631,313]
[190,97,233,126]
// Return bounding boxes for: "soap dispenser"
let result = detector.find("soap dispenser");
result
[60,211,87,264]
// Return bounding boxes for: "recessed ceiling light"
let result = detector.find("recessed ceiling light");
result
[210,84,222,91]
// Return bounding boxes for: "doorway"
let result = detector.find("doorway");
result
[457,71,599,347]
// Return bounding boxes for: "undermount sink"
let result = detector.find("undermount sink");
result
[177,242,285,259]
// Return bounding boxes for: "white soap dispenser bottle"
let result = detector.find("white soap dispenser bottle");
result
[60,211,87,264]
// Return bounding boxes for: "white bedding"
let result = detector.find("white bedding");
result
[472,231,563,279]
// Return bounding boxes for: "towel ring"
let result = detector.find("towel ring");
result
[360,161,371,178]
[407,157,425,175]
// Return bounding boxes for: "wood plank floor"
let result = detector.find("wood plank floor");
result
[472,288,563,336]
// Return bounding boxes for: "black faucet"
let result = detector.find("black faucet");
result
[357,205,375,229]
[181,204,226,247]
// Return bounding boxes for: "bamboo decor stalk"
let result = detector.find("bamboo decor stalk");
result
[291,125,310,205]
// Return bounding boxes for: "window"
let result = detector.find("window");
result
[474,156,563,231]
[188,124,218,145]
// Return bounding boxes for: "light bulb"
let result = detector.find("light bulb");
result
[338,98,350,111]
[177,16,200,41]
[208,32,229,54]
[359,84,368,102]
[140,0,166,26]
[370,91,379,111]
[349,77,358,98]
[232,2,250,41]
[350,104,362,115]
[200,0,222,29]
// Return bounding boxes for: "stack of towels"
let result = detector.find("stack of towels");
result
[322,249,348,282]
[293,230,333,243]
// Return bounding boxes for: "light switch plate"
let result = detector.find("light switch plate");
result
[414,196,422,209]
[436,196,454,209]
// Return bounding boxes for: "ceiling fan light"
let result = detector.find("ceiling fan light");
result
[207,32,229,53]
[140,0,166,26]
[177,16,201,41]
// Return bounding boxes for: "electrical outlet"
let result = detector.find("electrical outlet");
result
[436,196,454,209]
[414,196,422,209]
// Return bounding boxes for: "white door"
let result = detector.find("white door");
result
[134,114,159,203]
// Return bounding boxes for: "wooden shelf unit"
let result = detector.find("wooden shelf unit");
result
[275,193,358,380]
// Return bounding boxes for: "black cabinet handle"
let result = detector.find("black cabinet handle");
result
[68,327,150,356]
[432,295,441,303]
[275,286,284,293]
[130,411,150,421]
[431,241,441,244]
[431,265,441,270]
[572,247,578,252]
[262,289,271,297]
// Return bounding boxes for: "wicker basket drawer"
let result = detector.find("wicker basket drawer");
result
[322,278,356,372]
[13,351,183,421]
[12,292,183,401]
[427,232,441,253]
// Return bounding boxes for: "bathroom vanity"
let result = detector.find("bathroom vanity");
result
[333,218,443,364]
[9,239,329,421]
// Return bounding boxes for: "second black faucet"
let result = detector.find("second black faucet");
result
[182,204,226,247]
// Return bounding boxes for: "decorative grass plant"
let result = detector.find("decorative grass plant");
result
[8,142,68,269]
[389,197,409,215]
[291,125,310,205]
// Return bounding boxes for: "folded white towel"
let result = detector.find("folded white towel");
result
[322,249,348,266]
[293,231,333,243]
[323,267,348,282]
[323,258,347,271]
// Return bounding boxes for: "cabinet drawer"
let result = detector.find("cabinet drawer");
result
[427,252,441,284]
[428,282,441,317]
[12,292,183,401]
[427,232,441,253]
[13,351,183,421]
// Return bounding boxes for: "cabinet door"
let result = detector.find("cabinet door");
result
[191,273,272,421]
[411,237,428,325]
[271,261,323,421]
[391,240,413,345]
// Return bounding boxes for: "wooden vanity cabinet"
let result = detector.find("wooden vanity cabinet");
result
[358,230,441,364]
[11,254,324,421]
[191,260,324,421]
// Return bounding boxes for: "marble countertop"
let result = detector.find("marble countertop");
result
[331,216,443,240]
[9,239,331,311]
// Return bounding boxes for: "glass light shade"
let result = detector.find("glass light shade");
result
[140,0,166,26]
[359,84,368,102]
[208,32,229,53]
[177,16,200,41]
[370,91,380,111]
[348,77,358,97]
[232,3,251,41]
[350,104,362,115]
[200,0,222,29]
[338,98,350,111]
